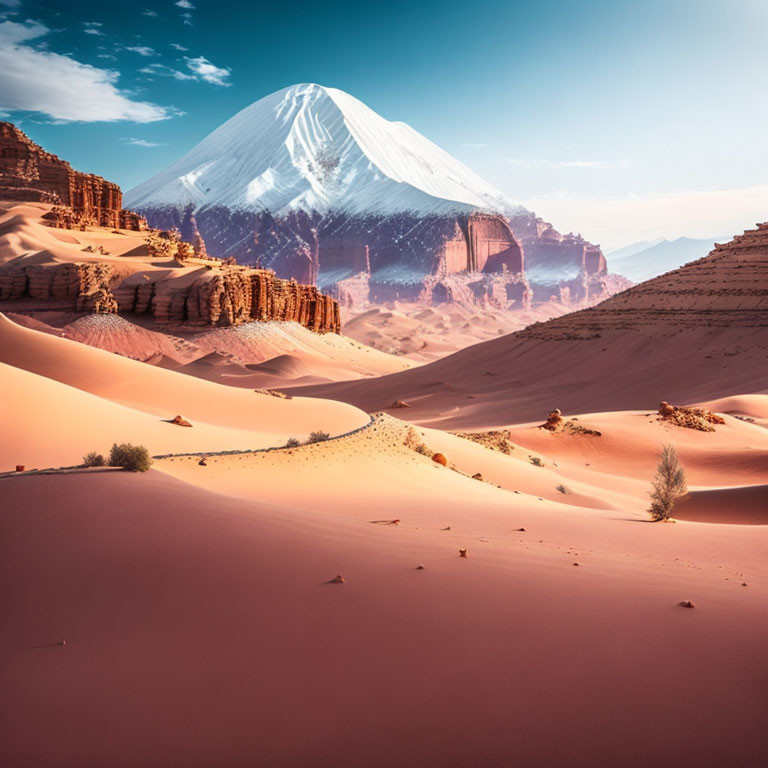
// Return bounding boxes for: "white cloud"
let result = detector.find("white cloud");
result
[506,157,631,170]
[125,45,156,56]
[0,20,175,122]
[464,142,488,148]
[181,12,193,25]
[0,0,21,7]
[170,42,187,51]
[125,137,166,147]
[139,62,195,80]
[522,185,768,249]
[142,9,158,17]
[175,0,195,8]
[184,55,231,86]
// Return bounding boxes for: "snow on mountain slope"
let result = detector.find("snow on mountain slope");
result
[126,83,523,217]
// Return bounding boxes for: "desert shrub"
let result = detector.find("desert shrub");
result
[109,443,152,473]
[82,451,105,468]
[530,457,544,467]
[307,431,330,444]
[555,483,571,495]
[284,437,301,448]
[648,444,687,521]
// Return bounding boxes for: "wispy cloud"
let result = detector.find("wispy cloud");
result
[506,157,631,170]
[175,0,195,7]
[139,62,195,80]
[0,20,175,122]
[0,0,21,7]
[184,55,231,86]
[138,56,230,86]
[124,137,166,147]
[170,42,188,51]
[125,44,156,56]
[142,9,158,17]
[464,142,488,148]
[83,21,104,36]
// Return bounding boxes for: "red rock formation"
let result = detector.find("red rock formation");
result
[508,211,609,304]
[0,262,118,313]
[0,122,144,230]
[111,266,341,332]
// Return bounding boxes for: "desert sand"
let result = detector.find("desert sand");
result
[1,317,767,767]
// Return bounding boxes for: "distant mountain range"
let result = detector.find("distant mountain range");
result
[606,236,725,283]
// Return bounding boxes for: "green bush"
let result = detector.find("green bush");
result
[109,443,152,473]
[307,431,330,444]
[82,451,105,467]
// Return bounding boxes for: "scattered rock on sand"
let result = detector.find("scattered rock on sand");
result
[539,408,602,436]
[459,548,468,558]
[416,564,425,570]
[170,415,193,427]
[388,399,412,409]
[452,429,516,455]
[657,401,725,432]
[432,453,447,466]
[679,600,695,608]
[472,472,484,481]
[327,575,345,584]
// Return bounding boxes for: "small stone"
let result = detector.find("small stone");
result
[472,472,483,481]
[328,575,345,584]
[416,564,425,570]
[517,527,526,532]
[459,548,468,558]
[442,526,451,531]
[573,562,581,567]
[742,582,748,587]
[432,453,448,466]
[679,600,695,608]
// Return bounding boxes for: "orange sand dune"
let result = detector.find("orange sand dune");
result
[0,362,367,470]
[2,468,767,768]
[288,326,768,429]
[675,485,768,524]
[0,314,368,436]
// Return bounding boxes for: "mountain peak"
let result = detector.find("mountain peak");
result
[126,85,521,217]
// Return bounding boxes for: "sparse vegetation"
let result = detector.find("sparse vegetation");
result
[284,437,301,448]
[307,431,330,444]
[648,444,687,521]
[109,443,152,473]
[82,451,105,467]
[555,483,571,494]
[530,456,544,467]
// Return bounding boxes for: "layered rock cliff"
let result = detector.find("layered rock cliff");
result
[517,222,768,339]
[0,122,143,230]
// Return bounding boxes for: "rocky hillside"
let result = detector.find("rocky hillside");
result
[287,223,768,424]
[0,122,143,230]
[0,124,341,333]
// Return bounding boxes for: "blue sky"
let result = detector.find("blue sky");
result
[1,0,767,246]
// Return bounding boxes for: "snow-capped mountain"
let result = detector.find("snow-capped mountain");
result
[127,84,610,311]
[127,83,521,218]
